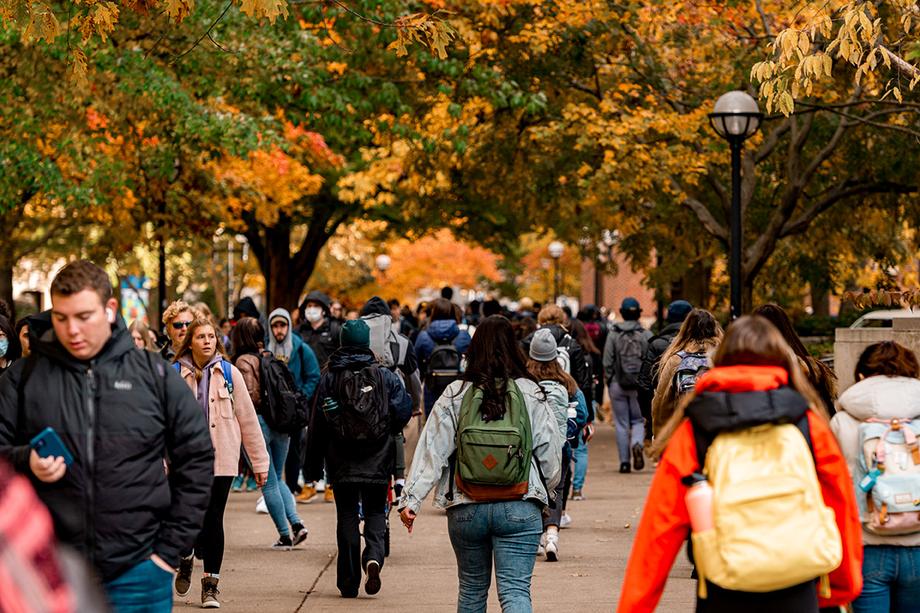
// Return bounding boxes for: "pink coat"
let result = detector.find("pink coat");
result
[178,359,269,477]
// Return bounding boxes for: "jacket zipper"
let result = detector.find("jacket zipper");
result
[85,367,97,567]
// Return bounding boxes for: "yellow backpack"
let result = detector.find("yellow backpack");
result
[691,422,842,599]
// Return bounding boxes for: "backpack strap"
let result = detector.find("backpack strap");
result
[220,359,234,397]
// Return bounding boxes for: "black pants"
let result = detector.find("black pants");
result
[333,482,388,596]
[186,476,233,575]
[696,580,818,613]
[285,428,305,494]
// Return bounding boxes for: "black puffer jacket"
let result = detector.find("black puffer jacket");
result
[0,313,214,582]
[306,347,411,485]
[298,290,341,368]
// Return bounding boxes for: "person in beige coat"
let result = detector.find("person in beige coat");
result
[651,310,722,437]
[172,317,269,608]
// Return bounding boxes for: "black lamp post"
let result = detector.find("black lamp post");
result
[548,241,564,303]
[708,90,762,320]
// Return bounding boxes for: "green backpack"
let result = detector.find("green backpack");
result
[454,380,533,501]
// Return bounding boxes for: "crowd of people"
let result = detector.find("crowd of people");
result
[0,260,917,613]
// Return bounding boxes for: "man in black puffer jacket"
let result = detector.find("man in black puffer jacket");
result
[0,261,213,610]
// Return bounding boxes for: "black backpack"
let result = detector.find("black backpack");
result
[425,342,463,403]
[613,328,647,390]
[328,365,390,443]
[259,351,309,434]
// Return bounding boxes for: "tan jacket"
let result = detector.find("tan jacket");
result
[235,354,261,411]
[178,359,269,477]
[651,339,719,436]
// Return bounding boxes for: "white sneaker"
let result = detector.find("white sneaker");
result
[560,513,572,529]
[537,533,546,557]
[315,479,326,492]
[545,533,559,562]
[255,496,268,514]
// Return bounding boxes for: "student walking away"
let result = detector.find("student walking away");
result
[0,261,214,613]
[297,290,341,368]
[399,315,562,613]
[232,317,309,551]
[831,341,920,612]
[415,298,471,416]
[565,319,597,503]
[265,308,321,503]
[161,300,198,361]
[618,315,862,613]
[636,300,693,442]
[0,313,22,377]
[603,298,653,473]
[753,304,838,415]
[651,309,723,439]
[305,320,411,598]
[522,305,592,405]
[577,305,608,408]
[361,296,423,496]
[173,318,269,608]
[527,329,588,562]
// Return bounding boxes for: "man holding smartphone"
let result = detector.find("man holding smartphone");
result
[0,260,214,612]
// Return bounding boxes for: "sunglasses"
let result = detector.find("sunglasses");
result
[171,321,193,330]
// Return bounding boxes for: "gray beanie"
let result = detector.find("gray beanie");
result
[529,328,558,362]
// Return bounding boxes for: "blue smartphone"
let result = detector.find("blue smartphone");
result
[30,427,75,466]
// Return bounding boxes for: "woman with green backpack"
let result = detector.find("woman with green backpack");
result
[398,315,562,613]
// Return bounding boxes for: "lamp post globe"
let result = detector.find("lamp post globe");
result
[548,241,564,260]
[709,90,762,140]
[375,254,391,273]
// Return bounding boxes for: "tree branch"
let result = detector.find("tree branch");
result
[781,181,917,237]
[670,176,728,243]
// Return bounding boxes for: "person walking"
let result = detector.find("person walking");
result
[831,341,920,612]
[0,313,22,377]
[297,290,341,368]
[651,309,722,438]
[415,298,472,416]
[264,308,321,503]
[0,260,214,612]
[618,316,862,613]
[231,317,309,551]
[129,319,158,351]
[526,329,588,562]
[173,318,269,608]
[603,298,653,473]
[305,320,411,598]
[522,305,592,406]
[568,318,597,499]
[161,300,198,361]
[399,315,562,613]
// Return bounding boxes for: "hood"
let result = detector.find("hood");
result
[233,296,261,321]
[428,319,460,342]
[29,310,135,370]
[613,321,644,333]
[686,365,809,434]
[299,290,332,319]
[837,375,920,421]
[327,346,378,371]
[360,296,390,318]
[267,308,294,357]
[268,308,293,336]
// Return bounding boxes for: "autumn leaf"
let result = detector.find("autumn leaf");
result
[162,0,194,23]
[238,0,288,24]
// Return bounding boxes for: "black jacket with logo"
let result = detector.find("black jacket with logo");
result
[0,313,214,582]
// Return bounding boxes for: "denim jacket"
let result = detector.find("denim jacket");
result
[399,378,563,514]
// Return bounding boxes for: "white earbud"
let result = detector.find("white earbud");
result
[106,308,115,323]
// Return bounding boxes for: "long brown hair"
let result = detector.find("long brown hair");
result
[173,318,228,365]
[652,315,825,456]
[569,318,599,355]
[655,309,723,378]
[527,359,578,396]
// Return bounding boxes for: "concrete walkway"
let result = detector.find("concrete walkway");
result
[175,419,695,612]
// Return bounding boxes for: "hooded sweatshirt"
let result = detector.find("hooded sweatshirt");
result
[618,365,862,613]
[297,291,340,368]
[267,308,321,401]
[832,375,920,547]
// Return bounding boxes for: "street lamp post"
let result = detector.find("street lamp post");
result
[708,91,762,320]
[375,254,392,280]
[548,241,564,303]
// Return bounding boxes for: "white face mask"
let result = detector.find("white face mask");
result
[304,307,323,323]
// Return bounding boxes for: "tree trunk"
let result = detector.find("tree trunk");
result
[810,282,831,317]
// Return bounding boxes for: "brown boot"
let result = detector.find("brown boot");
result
[201,577,220,608]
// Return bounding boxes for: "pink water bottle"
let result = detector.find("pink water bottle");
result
[684,473,714,532]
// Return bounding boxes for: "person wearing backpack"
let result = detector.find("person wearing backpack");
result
[618,315,862,613]
[304,319,411,599]
[264,308,321,504]
[603,298,653,473]
[522,305,592,404]
[415,298,471,416]
[398,315,562,613]
[173,317,270,608]
[651,309,723,439]
[232,317,309,552]
[831,341,920,612]
[527,328,588,562]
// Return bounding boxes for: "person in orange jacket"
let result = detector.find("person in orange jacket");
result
[618,315,862,613]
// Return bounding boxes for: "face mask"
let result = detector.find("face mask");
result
[305,307,323,323]
[0,338,7,358]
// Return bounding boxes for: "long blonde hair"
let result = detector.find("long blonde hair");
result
[652,315,826,456]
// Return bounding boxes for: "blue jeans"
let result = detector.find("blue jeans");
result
[259,416,302,536]
[610,382,644,464]
[852,545,920,613]
[572,441,588,491]
[447,500,542,613]
[104,559,172,613]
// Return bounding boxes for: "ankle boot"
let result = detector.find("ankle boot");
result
[201,577,220,608]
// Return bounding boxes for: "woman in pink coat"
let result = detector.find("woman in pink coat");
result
[172,317,269,608]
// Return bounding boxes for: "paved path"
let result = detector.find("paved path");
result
[175,420,695,612]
